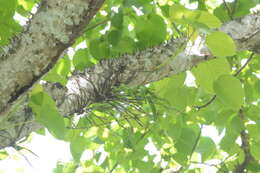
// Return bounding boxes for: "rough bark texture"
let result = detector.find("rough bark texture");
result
[0,0,105,114]
[0,0,259,150]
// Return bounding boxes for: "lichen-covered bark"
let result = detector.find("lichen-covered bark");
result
[221,14,260,53]
[0,0,105,114]
[0,13,259,149]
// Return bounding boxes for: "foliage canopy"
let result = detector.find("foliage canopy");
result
[0,0,260,172]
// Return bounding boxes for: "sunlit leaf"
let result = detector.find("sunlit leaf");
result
[206,31,236,57]
[192,58,230,93]
[196,137,216,161]
[213,75,244,110]
[70,136,88,162]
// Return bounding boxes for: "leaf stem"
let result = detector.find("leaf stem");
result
[223,0,233,20]
[194,53,254,110]
[234,53,254,77]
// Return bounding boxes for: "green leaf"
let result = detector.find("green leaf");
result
[0,0,21,45]
[247,124,260,141]
[153,73,197,110]
[18,0,38,11]
[167,87,197,110]
[220,128,239,153]
[35,128,45,136]
[192,58,230,93]
[36,105,65,139]
[111,9,124,29]
[254,80,260,95]
[70,136,88,162]
[230,115,244,134]
[213,75,244,110]
[244,81,255,103]
[29,87,66,139]
[166,115,183,141]
[52,163,64,173]
[196,137,216,161]
[248,160,260,172]
[169,4,196,24]
[123,0,152,9]
[153,72,186,92]
[245,105,260,122]
[56,56,71,77]
[135,13,167,47]
[173,125,200,165]
[196,11,222,28]
[107,29,122,46]
[169,5,221,30]
[213,4,231,23]
[233,0,259,18]
[0,151,8,160]
[0,19,21,45]
[111,36,136,55]
[133,160,154,172]
[196,105,218,124]
[43,74,67,86]
[206,31,236,57]
[30,92,44,106]
[44,56,71,86]
[250,140,260,160]
[0,0,17,18]
[89,38,110,60]
[73,49,93,70]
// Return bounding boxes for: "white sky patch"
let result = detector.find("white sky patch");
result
[0,131,72,173]
[100,22,111,35]
[80,150,94,161]
[132,6,144,16]
[128,24,134,31]
[76,41,87,50]
[250,4,260,13]
[67,41,87,59]
[67,47,75,59]
[185,71,196,87]
[240,58,249,67]
[111,6,119,13]
[201,125,225,145]
[186,36,209,56]
[13,12,28,26]
[100,10,108,16]
[181,0,198,9]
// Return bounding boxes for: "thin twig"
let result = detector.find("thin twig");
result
[177,125,203,172]
[223,0,233,20]
[234,53,254,77]
[109,162,119,173]
[85,19,110,32]
[194,53,254,110]
[190,161,219,168]
[190,125,203,157]
[234,109,254,173]
[194,95,216,110]
[230,0,238,17]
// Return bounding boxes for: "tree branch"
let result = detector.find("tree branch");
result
[0,12,259,149]
[0,0,105,114]
[234,109,254,173]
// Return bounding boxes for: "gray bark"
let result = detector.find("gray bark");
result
[0,0,259,150]
[0,0,105,114]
